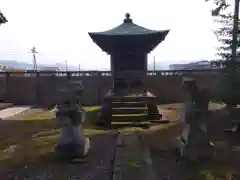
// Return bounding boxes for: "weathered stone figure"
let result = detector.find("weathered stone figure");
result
[176,78,212,161]
[55,81,90,160]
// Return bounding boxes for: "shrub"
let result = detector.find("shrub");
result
[220,69,240,107]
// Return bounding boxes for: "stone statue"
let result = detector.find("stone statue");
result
[176,78,212,162]
[54,81,90,160]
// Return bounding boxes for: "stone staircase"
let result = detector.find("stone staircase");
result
[98,93,162,124]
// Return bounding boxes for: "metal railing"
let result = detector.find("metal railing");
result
[0,69,224,77]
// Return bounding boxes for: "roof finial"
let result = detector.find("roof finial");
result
[124,13,132,23]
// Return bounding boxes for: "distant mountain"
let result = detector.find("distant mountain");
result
[0,60,78,71]
[0,60,34,70]
[148,61,169,70]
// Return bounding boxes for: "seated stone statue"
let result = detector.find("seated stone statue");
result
[176,78,212,161]
[55,84,90,160]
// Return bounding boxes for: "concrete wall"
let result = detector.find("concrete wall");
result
[0,70,223,106]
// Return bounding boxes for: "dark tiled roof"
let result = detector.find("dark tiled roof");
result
[0,11,7,24]
[89,13,168,36]
[88,13,170,53]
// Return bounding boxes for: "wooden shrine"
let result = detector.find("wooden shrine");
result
[88,13,170,125]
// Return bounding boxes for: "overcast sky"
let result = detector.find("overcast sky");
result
[0,0,221,70]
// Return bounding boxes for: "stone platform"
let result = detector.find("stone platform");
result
[97,92,163,125]
[0,106,32,120]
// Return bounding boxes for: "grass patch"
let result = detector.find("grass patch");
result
[158,102,225,111]
[22,106,101,121]
[85,106,101,124]
[84,106,101,112]
[144,103,240,179]
[186,163,238,180]
[148,134,238,179]
[0,127,108,166]
[0,102,230,177]
[0,105,106,169]
[112,121,149,125]
[23,111,55,120]
[113,114,146,117]
[120,127,144,133]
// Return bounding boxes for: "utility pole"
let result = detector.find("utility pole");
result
[78,64,80,71]
[229,0,239,93]
[231,0,239,68]
[30,46,38,71]
[153,56,156,72]
[226,0,239,107]
[65,60,68,71]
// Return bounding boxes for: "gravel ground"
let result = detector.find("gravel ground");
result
[150,148,186,180]
[0,132,118,180]
[0,103,230,180]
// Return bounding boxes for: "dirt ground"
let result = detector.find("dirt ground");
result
[0,103,239,180]
[1,133,117,180]
[143,103,240,180]
[0,107,117,179]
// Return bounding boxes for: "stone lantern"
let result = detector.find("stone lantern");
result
[54,80,90,160]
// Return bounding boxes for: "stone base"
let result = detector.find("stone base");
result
[97,91,162,125]
[55,138,90,160]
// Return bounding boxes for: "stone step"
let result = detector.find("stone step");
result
[106,96,155,103]
[111,101,147,108]
[111,107,148,114]
[148,113,162,120]
[111,114,148,122]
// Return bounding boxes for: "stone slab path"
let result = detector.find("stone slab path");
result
[0,106,32,120]
[113,131,188,180]
[113,131,156,180]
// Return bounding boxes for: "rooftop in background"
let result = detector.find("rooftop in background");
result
[0,10,7,24]
[38,66,60,71]
[169,61,214,70]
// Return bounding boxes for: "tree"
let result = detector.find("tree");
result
[205,0,230,16]
[214,13,240,64]
[210,0,240,107]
